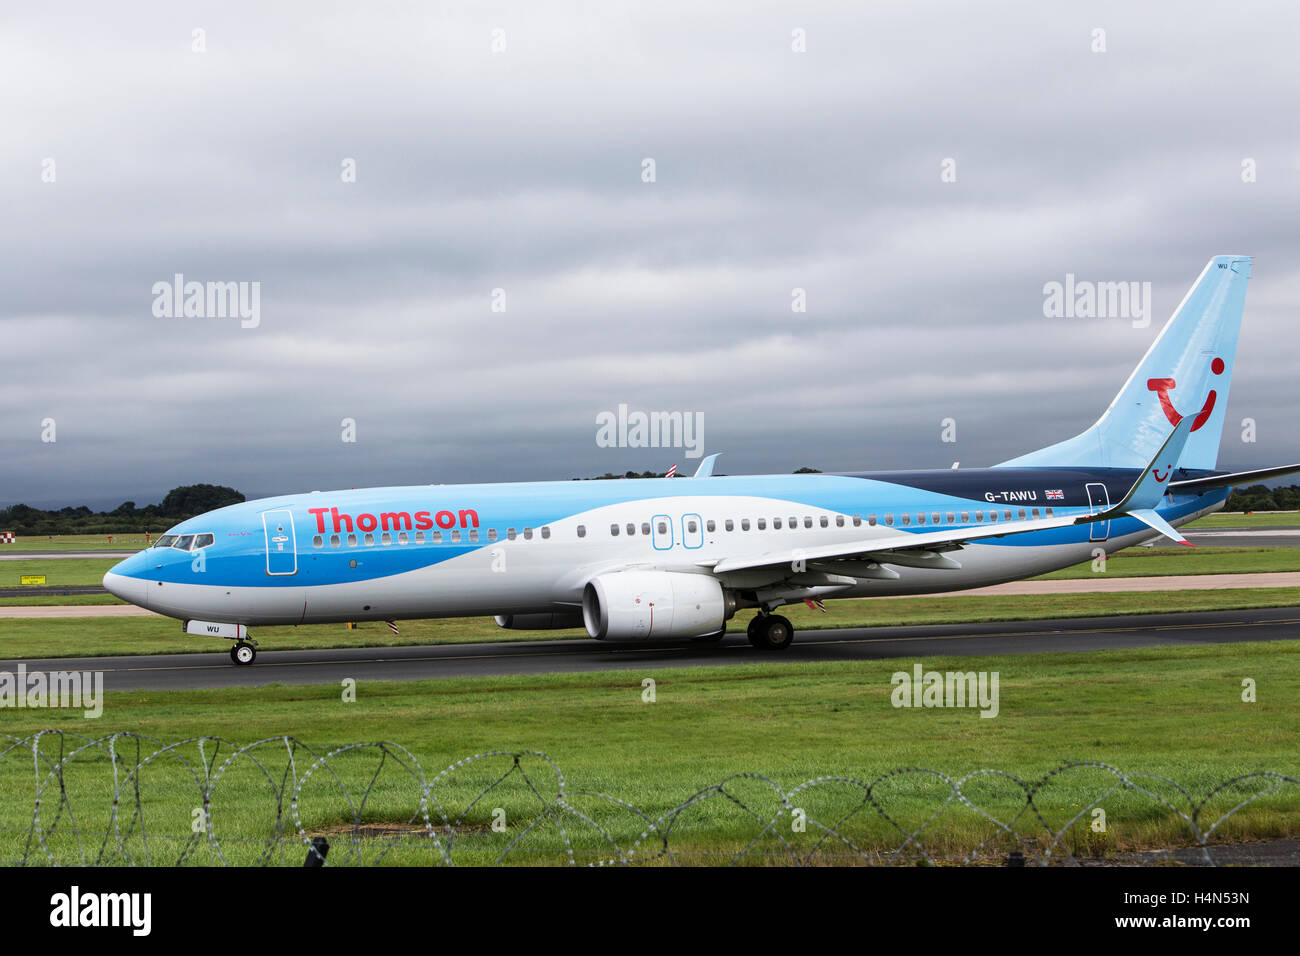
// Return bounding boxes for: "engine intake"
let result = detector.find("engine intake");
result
[582,571,729,640]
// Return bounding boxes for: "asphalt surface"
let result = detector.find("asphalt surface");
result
[5,605,1298,692]
[1183,529,1300,548]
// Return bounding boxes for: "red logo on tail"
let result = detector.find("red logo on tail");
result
[1146,357,1225,431]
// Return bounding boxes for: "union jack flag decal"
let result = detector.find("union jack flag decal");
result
[1045,489,1065,500]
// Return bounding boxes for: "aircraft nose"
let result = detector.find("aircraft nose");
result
[103,569,149,609]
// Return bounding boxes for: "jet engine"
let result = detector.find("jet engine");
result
[582,570,732,640]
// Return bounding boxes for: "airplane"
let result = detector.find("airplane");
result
[104,255,1299,665]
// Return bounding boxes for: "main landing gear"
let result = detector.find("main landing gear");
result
[230,640,257,665]
[747,613,794,651]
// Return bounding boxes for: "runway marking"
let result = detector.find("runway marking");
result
[51,613,1300,676]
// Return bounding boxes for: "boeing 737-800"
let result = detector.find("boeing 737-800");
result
[104,255,1298,664]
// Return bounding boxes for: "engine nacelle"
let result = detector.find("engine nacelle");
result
[582,571,728,640]
[494,611,585,630]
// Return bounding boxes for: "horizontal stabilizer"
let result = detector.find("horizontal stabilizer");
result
[1169,462,1300,493]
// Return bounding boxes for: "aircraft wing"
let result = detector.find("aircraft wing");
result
[708,512,1081,575]
[712,417,1202,575]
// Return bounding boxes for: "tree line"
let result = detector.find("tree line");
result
[0,484,245,535]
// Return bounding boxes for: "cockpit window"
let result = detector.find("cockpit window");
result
[155,535,177,548]
[173,534,196,551]
[192,533,214,549]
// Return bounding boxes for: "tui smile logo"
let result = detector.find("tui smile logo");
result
[1146,357,1224,431]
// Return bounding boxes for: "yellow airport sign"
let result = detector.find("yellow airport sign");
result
[21,575,46,585]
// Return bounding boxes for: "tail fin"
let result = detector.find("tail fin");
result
[997,255,1252,471]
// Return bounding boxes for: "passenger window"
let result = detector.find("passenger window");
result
[452,530,462,543]
[1018,509,1026,520]
[803,517,812,528]
[541,527,551,539]
[757,518,767,530]
[487,529,497,542]
[312,535,324,548]
[974,511,983,522]
[725,519,734,531]
[835,516,845,527]
[416,531,426,544]
[364,533,375,546]
[399,532,409,545]
[741,519,750,531]
[989,512,999,523]
[1045,507,1054,517]
[348,533,358,546]
[819,516,828,528]
[1031,508,1040,519]
[610,523,619,536]
[433,530,443,543]
[868,515,877,526]
[946,512,955,524]
[469,529,479,542]
[687,520,697,533]
[1004,510,1013,521]
[917,513,926,525]
[960,512,969,523]
[641,522,651,535]
[626,523,636,536]
[789,516,798,528]
[901,514,911,526]
[523,528,533,540]
[852,515,862,527]
[885,514,894,526]
[706,520,715,532]
[578,525,587,538]
[773,518,783,530]
[657,521,668,534]
[330,534,341,548]
[507,528,517,541]
[932,513,942,525]
[381,532,392,545]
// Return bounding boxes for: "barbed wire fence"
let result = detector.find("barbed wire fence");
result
[1,730,1296,866]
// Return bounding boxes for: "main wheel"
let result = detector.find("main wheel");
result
[231,641,256,665]
[746,615,765,647]
[751,614,794,650]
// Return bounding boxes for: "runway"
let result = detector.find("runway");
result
[5,605,1298,692]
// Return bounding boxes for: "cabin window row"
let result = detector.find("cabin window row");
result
[311,525,551,549]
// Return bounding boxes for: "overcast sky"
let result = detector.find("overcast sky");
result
[3,1,1299,510]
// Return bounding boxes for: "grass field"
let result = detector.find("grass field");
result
[2,640,1296,865]
[3,587,1300,660]
[1184,512,1300,528]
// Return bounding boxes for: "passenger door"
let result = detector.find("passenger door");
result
[262,509,298,575]
[1085,483,1110,542]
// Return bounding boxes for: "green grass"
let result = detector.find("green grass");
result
[1184,512,1300,528]
[1036,546,1300,579]
[1,641,1296,865]
[0,534,150,552]
[3,587,1300,660]
[0,559,117,589]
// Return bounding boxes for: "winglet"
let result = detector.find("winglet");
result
[1110,412,1198,512]
[693,453,721,478]
[1128,508,1194,546]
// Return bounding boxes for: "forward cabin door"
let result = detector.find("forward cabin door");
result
[1085,483,1110,542]
[262,509,298,575]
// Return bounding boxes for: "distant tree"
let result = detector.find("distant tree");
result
[158,484,245,516]
[793,466,822,474]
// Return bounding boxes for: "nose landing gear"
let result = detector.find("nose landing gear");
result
[230,639,258,665]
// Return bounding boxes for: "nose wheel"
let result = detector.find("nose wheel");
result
[747,614,794,650]
[230,641,257,665]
